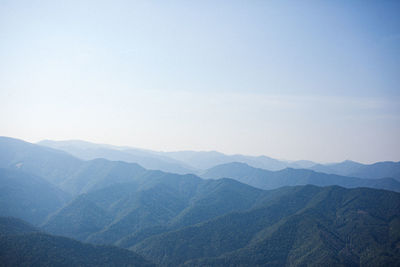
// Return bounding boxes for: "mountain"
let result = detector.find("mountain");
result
[35,138,400,181]
[162,150,314,170]
[201,162,400,192]
[117,178,270,249]
[311,160,400,180]
[0,168,70,225]
[59,159,146,195]
[43,173,268,246]
[0,137,152,196]
[38,139,318,171]
[0,217,39,236]
[42,172,400,266]
[41,195,114,241]
[0,136,83,185]
[133,186,400,266]
[42,171,201,243]
[17,137,400,182]
[2,136,400,266]
[38,139,195,174]
[288,159,316,168]
[0,217,154,267]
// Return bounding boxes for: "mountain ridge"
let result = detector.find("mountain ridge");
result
[0,216,155,266]
[37,138,400,180]
[1,136,400,266]
[201,162,400,192]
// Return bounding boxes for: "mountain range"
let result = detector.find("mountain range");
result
[0,136,399,266]
[38,139,313,172]
[201,162,400,192]
[0,217,154,267]
[310,160,400,180]
[38,139,195,174]
[135,185,400,266]
[38,139,400,180]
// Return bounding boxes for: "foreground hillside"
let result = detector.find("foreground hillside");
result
[0,217,154,267]
[42,181,400,266]
[133,186,400,266]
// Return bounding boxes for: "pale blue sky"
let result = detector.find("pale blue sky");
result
[1,0,399,163]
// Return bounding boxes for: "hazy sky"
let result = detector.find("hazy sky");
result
[1,0,399,163]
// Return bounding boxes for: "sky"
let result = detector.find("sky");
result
[1,0,399,163]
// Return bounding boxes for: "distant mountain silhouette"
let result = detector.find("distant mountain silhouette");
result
[0,137,148,195]
[36,139,400,181]
[201,162,400,192]
[311,160,400,180]
[38,139,318,171]
[34,138,400,180]
[162,150,315,170]
[0,136,82,185]
[38,139,195,174]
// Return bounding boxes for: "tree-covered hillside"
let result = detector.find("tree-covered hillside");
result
[0,217,155,267]
[1,137,400,266]
[0,168,70,225]
[134,186,400,266]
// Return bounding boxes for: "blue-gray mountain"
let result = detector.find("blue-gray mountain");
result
[201,162,400,192]
[0,217,155,266]
[161,150,315,170]
[38,139,196,174]
[38,139,316,171]
[37,138,400,181]
[0,168,70,225]
[0,136,82,185]
[1,136,400,266]
[310,160,400,180]
[135,186,400,266]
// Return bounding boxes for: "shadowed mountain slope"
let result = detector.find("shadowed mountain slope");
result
[59,159,146,195]
[0,168,71,225]
[43,174,267,247]
[0,217,154,267]
[133,186,400,266]
[0,217,40,236]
